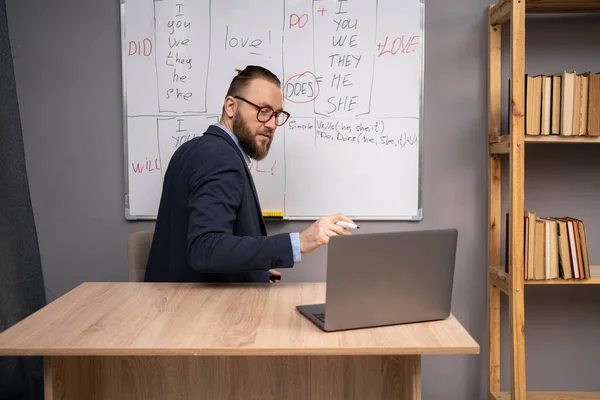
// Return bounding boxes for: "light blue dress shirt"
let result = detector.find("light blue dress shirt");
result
[214,123,301,264]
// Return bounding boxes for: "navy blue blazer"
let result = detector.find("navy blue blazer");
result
[144,125,294,283]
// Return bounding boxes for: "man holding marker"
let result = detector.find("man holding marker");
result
[145,65,356,284]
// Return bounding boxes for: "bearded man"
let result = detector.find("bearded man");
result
[145,65,354,283]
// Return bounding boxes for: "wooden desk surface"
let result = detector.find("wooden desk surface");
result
[0,282,479,356]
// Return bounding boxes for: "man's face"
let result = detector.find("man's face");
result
[231,78,283,161]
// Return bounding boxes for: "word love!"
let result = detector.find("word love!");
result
[377,35,419,57]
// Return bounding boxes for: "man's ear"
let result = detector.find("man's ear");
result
[223,96,237,119]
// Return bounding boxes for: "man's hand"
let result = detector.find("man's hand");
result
[269,269,281,282]
[299,214,355,254]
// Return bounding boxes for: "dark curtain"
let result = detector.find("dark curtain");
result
[0,1,47,399]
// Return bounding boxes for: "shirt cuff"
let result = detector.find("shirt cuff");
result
[290,232,301,264]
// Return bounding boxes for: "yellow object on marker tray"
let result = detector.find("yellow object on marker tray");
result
[263,212,284,218]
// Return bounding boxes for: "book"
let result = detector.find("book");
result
[540,75,552,135]
[588,72,600,136]
[554,71,577,136]
[525,74,543,135]
[505,212,590,280]
[514,71,600,137]
[551,74,562,134]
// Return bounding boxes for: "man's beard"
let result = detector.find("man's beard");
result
[232,113,273,161]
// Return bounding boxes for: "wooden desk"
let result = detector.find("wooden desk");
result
[0,282,479,399]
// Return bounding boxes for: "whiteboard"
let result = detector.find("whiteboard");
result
[120,0,424,220]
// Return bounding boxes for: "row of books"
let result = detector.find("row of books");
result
[518,71,600,136]
[505,212,591,280]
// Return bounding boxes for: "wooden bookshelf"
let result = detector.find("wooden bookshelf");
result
[487,1,600,398]
[492,392,600,400]
[491,0,600,25]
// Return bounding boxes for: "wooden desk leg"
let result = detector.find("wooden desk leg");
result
[46,354,421,400]
[44,357,53,400]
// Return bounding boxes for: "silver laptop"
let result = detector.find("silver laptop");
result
[296,228,458,332]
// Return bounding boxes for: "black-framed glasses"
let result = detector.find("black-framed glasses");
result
[233,96,290,126]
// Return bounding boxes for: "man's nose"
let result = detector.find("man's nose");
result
[265,115,277,130]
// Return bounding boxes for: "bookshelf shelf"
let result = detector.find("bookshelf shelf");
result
[487,1,600,398]
[492,392,600,400]
[491,0,600,25]
[489,266,600,286]
[490,135,600,155]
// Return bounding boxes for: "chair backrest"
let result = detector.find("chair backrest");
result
[127,230,154,282]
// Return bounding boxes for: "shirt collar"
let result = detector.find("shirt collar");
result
[214,122,251,166]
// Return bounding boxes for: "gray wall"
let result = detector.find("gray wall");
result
[4,0,599,398]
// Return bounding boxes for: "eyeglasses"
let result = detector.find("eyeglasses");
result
[233,96,290,126]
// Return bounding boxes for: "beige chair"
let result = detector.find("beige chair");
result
[127,230,154,282]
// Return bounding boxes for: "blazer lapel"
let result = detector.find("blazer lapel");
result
[205,126,267,235]
[244,169,267,235]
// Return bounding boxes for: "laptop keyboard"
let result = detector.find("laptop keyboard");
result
[314,313,325,323]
